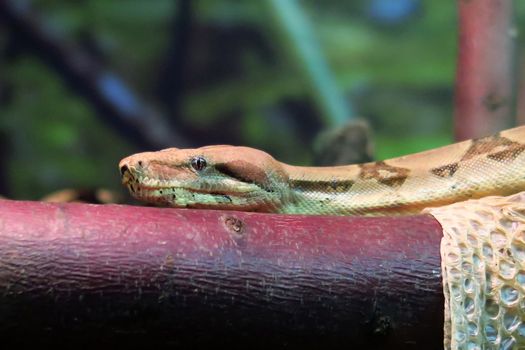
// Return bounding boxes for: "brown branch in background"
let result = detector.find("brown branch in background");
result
[0,199,444,349]
[454,0,516,140]
[0,0,188,150]
[0,130,10,197]
[517,56,525,125]
[156,0,192,121]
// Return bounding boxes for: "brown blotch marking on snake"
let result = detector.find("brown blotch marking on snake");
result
[359,161,410,188]
[290,179,355,193]
[431,162,459,178]
[215,160,271,190]
[461,134,525,162]
[487,144,525,162]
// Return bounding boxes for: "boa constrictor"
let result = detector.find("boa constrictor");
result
[119,125,525,216]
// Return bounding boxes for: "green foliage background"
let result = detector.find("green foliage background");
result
[1,0,524,199]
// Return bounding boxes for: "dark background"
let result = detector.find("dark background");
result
[1,0,524,200]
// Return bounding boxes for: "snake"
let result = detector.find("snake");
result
[120,126,525,349]
[119,125,525,216]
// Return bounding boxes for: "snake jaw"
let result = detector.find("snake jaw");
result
[120,160,284,211]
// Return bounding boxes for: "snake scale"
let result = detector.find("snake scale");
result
[119,125,525,216]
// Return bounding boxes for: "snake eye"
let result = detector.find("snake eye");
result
[191,156,207,171]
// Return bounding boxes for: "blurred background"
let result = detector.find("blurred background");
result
[0,0,524,201]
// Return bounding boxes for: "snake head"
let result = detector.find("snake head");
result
[119,145,289,211]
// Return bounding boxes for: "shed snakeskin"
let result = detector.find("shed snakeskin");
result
[426,192,525,350]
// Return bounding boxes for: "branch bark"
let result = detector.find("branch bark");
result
[0,199,443,349]
[454,0,516,140]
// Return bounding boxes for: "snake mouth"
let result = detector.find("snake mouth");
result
[121,168,269,210]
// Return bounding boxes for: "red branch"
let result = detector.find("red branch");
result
[0,199,444,348]
[454,0,516,140]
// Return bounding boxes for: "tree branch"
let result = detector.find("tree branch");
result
[0,199,443,349]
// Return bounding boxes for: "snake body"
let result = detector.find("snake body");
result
[119,125,525,216]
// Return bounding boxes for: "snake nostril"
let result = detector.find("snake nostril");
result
[120,165,129,176]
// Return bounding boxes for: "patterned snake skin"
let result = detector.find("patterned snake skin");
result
[427,193,525,350]
[119,126,525,216]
